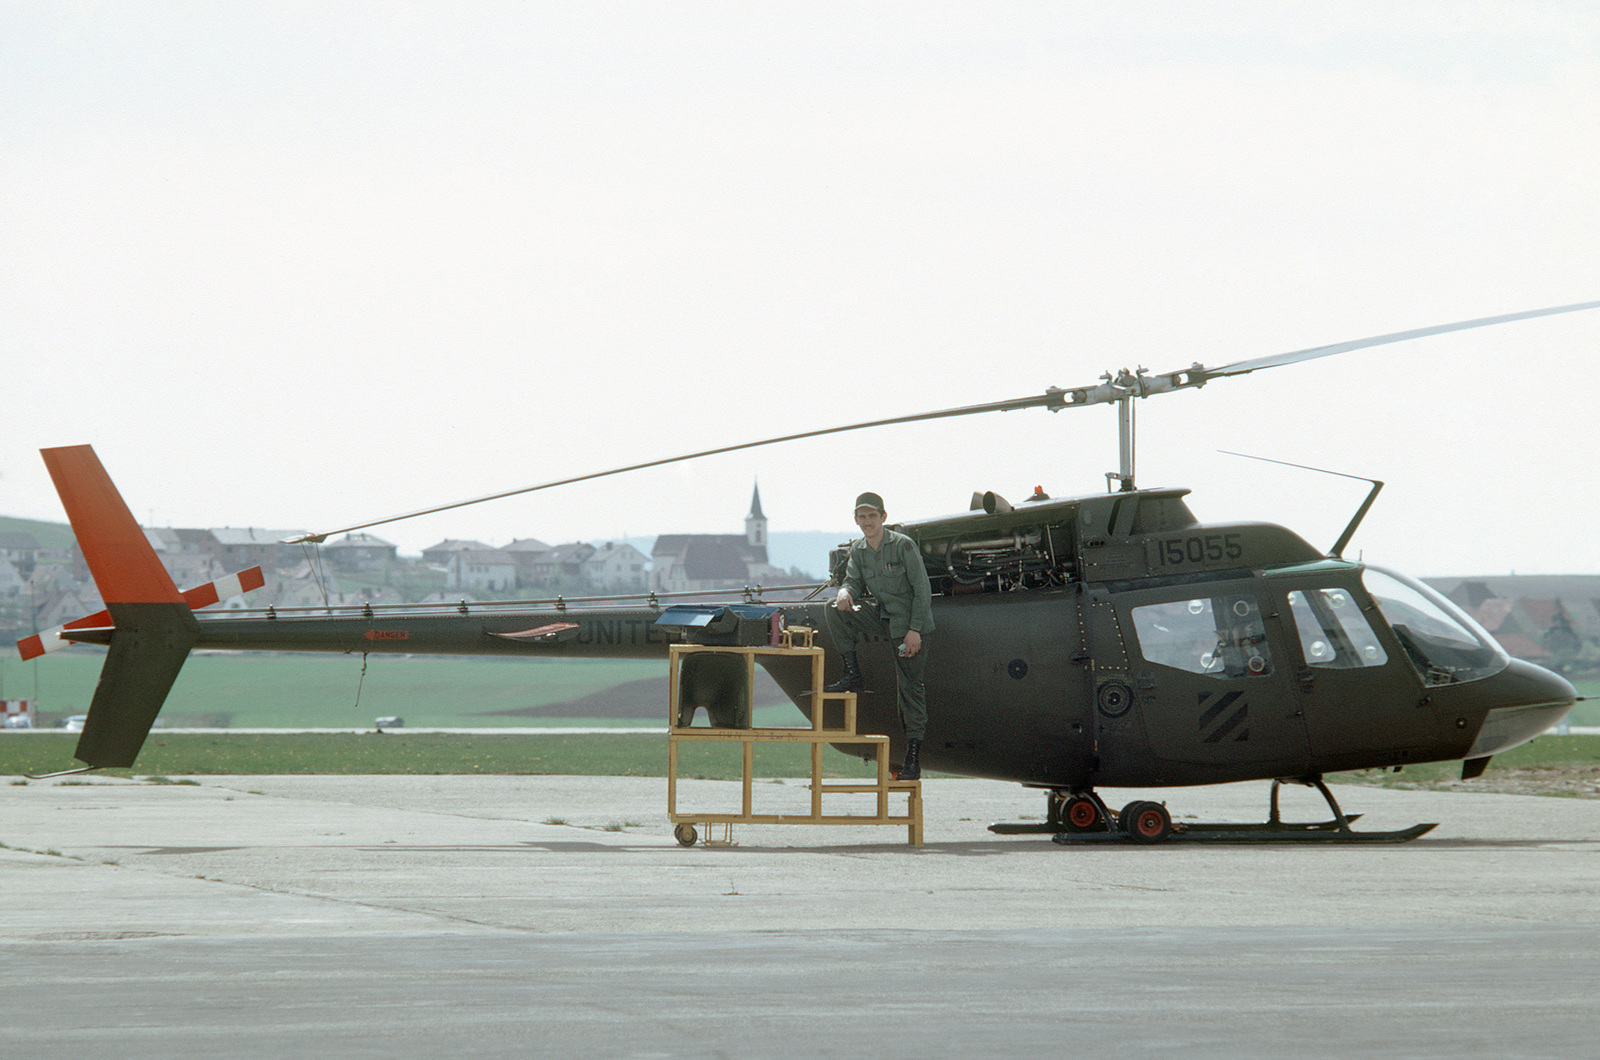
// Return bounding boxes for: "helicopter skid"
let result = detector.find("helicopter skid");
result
[991,811,1365,835]
[1041,819,1437,845]
[994,776,1437,844]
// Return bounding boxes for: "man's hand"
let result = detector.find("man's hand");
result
[834,588,855,610]
[901,629,922,657]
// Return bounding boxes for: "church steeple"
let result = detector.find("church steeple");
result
[745,481,767,547]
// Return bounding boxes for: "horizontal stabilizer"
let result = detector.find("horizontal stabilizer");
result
[16,566,265,661]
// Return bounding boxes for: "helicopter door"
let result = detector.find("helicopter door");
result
[1270,578,1438,756]
[1122,582,1310,773]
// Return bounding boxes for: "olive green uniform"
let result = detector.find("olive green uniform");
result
[825,528,936,740]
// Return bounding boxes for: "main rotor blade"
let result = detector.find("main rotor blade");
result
[287,389,1075,543]
[288,297,1600,544]
[1201,299,1600,378]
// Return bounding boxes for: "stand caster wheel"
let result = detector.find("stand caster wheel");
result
[674,823,698,847]
[1119,801,1172,843]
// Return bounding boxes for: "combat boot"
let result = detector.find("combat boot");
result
[896,737,922,781]
[824,652,863,694]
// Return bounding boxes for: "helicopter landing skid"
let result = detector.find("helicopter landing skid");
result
[989,776,1437,845]
[1045,819,1436,845]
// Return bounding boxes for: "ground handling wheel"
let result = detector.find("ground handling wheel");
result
[674,823,698,847]
[1119,801,1172,844]
[1063,794,1104,832]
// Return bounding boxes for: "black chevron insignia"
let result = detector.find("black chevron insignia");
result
[1197,690,1248,743]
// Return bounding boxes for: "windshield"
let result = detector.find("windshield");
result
[1363,567,1508,686]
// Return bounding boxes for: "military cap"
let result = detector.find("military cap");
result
[853,492,885,513]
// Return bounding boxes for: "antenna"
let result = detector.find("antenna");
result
[1218,451,1383,558]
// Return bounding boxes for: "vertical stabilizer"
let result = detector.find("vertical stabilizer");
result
[42,445,185,606]
[40,446,197,768]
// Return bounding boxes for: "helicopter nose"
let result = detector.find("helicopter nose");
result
[1462,659,1577,758]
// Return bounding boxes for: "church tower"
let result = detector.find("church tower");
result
[745,481,767,548]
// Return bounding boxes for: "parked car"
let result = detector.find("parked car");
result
[63,714,88,733]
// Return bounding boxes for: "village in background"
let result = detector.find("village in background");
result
[0,483,838,646]
[4,480,1600,680]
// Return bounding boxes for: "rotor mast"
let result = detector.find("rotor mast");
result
[1116,393,1135,491]
[1104,368,1156,493]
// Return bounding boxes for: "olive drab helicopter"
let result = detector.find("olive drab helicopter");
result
[25,300,1600,843]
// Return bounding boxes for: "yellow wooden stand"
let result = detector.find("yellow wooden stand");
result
[666,625,923,847]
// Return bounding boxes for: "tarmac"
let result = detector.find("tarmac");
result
[3,773,1599,1058]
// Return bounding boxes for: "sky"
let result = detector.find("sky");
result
[3,2,1599,577]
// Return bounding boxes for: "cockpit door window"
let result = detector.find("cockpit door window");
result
[1286,588,1388,669]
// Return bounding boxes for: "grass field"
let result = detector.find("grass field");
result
[3,653,1596,788]
[2,730,1595,789]
[1331,733,1600,791]
[0,732,885,780]
[0,651,806,729]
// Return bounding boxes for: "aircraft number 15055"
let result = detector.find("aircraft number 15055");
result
[1151,532,1244,568]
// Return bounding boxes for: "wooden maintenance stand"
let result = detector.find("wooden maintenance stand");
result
[666,625,923,847]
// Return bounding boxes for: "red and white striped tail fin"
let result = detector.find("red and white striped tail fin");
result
[15,565,266,661]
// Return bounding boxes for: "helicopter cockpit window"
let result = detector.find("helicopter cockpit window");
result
[1131,594,1273,678]
[1363,568,1509,686]
[1286,588,1388,669]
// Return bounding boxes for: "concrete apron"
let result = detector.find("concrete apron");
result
[2,776,1598,1058]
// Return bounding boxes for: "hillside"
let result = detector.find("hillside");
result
[0,515,75,548]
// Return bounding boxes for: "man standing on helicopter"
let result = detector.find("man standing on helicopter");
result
[825,492,936,780]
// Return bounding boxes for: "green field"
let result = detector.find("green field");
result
[1573,679,1600,721]
[0,651,807,730]
[1,731,1594,786]
[1331,732,1600,789]
[0,732,885,780]
[3,651,1595,787]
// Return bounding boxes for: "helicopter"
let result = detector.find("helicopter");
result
[25,299,1599,843]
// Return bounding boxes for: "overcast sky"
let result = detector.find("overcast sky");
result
[4,2,1599,577]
